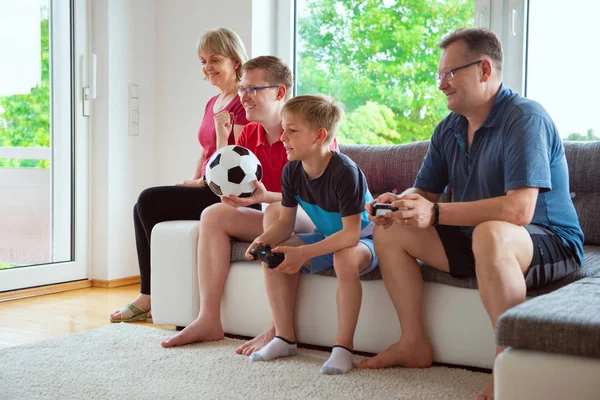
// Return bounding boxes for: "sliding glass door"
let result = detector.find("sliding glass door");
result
[0,0,90,291]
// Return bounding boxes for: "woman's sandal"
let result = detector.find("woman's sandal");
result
[109,303,150,323]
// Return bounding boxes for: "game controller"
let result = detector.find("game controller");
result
[251,244,285,269]
[371,203,407,217]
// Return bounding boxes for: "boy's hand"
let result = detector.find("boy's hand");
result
[245,238,265,260]
[222,180,266,207]
[271,246,305,274]
[366,192,398,229]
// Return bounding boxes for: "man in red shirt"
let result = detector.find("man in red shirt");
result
[162,56,337,351]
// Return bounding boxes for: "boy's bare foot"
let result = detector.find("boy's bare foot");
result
[235,325,276,356]
[161,316,224,348]
[476,377,494,400]
[356,337,433,369]
[110,293,151,321]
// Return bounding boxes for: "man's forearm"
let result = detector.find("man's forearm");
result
[438,196,532,227]
[263,191,283,204]
[403,187,440,203]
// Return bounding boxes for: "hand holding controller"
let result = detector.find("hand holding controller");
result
[371,203,407,217]
[250,244,285,269]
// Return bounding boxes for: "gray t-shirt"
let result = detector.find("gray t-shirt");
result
[414,84,584,263]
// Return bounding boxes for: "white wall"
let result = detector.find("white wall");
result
[154,1,254,185]
[90,0,157,280]
[89,0,270,280]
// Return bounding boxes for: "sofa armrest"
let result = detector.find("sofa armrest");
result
[496,277,600,358]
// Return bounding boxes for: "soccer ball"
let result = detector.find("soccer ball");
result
[204,145,263,197]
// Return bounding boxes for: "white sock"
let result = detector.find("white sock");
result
[249,336,297,362]
[320,346,354,375]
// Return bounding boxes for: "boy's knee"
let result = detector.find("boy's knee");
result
[333,247,365,279]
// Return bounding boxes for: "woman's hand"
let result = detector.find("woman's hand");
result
[176,178,206,188]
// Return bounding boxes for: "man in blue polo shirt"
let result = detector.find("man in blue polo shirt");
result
[357,28,584,399]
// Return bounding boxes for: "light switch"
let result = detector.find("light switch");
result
[129,84,140,136]
[130,84,140,98]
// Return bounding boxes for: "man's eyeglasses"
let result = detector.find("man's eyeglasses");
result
[436,60,483,83]
[237,85,279,97]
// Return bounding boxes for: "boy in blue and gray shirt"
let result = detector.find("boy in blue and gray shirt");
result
[246,95,378,375]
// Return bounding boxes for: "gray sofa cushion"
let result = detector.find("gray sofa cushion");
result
[496,277,600,358]
[230,140,599,294]
[230,242,600,295]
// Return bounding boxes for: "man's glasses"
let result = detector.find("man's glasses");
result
[436,60,483,83]
[237,85,279,97]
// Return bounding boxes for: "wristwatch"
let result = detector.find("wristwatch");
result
[432,203,440,226]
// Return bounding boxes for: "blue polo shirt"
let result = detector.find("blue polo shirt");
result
[414,84,584,263]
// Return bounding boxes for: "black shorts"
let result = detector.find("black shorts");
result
[434,224,581,290]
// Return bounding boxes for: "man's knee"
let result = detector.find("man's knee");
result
[373,222,410,249]
[264,203,280,226]
[200,203,232,225]
[472,221,512,257]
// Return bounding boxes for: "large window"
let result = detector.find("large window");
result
[0,0,90,291]
[295,0,475,145]
[293,0,599,145]
[526,0,599,141]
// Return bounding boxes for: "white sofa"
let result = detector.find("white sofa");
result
[151,142,600,399]
[151,219,496,369]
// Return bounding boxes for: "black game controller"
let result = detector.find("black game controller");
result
[251,244,285,269]
[371,203,407,217]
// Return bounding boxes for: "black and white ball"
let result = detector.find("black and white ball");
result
[204,145,263,197]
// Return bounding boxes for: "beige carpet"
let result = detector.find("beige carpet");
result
[0,324,490,399]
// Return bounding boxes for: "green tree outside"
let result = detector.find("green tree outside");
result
[296,0,474,144]
[0,11,50,168]
[566,129,599,142]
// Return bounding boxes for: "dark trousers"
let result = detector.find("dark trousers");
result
[133,186,221,295]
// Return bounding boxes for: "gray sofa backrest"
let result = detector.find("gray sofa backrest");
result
[339,140,600,246]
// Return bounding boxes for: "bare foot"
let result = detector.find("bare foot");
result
[235,325,276,356]
[110,293,151,321]
[161,316,224,348]
[356,337,433,369]
[476,377,494,400]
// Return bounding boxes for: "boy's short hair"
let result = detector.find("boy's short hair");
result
[197,28,248,81]
[282,95,343,145]
[241,56,293,99]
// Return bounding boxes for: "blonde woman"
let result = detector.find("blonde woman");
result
[110,28,253,323]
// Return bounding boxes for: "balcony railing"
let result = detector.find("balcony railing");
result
[0,147,51,266]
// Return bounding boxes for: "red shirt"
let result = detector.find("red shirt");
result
[198,95,248,175]
[237,122,287,193]
[236,122,339,193]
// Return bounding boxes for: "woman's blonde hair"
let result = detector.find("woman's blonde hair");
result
[197,28,248,81]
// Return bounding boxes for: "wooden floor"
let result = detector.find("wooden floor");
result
[0,284,173,350]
